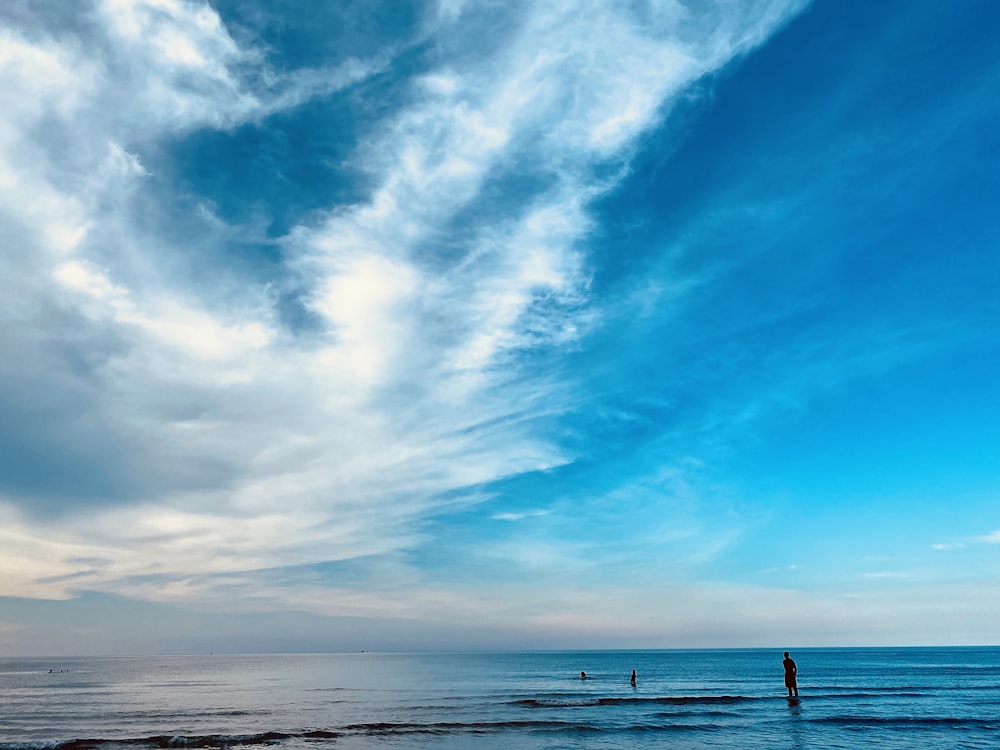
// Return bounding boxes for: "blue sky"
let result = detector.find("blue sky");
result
[1,0,999,655]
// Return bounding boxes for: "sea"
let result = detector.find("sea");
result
[1,648,998,749]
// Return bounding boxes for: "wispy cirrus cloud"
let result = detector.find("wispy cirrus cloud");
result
[492,510,551,522]
[0,0,807,623]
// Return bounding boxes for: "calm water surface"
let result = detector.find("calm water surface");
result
[1,648,997,749]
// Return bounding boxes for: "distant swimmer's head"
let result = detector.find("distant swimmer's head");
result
[580,671,587,679]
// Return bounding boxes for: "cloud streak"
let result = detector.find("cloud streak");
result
[2,0,878,645]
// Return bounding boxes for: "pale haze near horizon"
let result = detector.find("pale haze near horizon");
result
[1,0,999,656]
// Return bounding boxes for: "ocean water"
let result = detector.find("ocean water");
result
[1,648,997,749]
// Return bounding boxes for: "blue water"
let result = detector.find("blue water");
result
[1,648,997,749]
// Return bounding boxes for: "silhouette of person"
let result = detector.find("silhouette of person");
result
[782,651,798,697]
[580,671,587,679]
[630,669,637,686]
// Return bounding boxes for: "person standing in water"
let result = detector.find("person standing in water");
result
[630,669,637,686]
[782,652,798,697]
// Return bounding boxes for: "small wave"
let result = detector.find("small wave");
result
[811,716,999,729]
[819,684,999,695]
[2,732,299,750]
[798,691,930,700]
[631,721,712,732]
[406,704,469,711]
[144,683,220,689]
[601,696,754,706]
[339,720,592,735]
[514,695,755,708]
[0,721,619,750]
[821,685,938,694]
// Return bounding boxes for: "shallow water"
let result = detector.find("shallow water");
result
[1,648,997,749]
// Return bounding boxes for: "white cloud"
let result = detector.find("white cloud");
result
[311,254,420,383]
[97,0,258,128]
[932,542,966,551]
[0,30,97,120]
[492,510,551,522]
[0,0,808,622]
